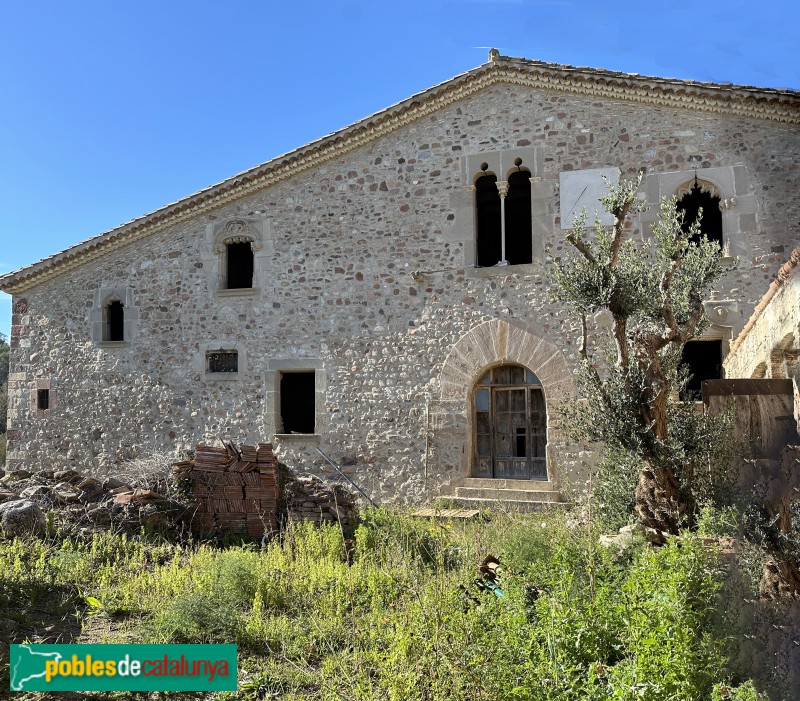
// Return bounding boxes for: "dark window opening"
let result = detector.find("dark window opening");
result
[475,174,501,266]
[515,427,527,457]
[207,350,238,373]
[105,301,125,342]
[680,340,723,400]
[280,372,315,434]
[677,182,722,248]
[37,389,50,411]
[505,170,532,265]
[226,241,254,289]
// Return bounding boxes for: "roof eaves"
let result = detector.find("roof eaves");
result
[0,61,492,294]
[2,55,798,293]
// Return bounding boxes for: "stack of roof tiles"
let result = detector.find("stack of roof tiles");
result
[174,442,280,539]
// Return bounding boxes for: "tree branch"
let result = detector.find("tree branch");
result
[609,195,634,268]
[579,314,589,361]
[613,316,629,367]
[678,302,708,343]
[565,232,597,265]
[578,314,609,406]
[660,256,683,339]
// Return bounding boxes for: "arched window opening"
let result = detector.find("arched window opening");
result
[105,300,124,342]
[677,181,722,249]
[475,174,501,266]
[474,364,547,480]
[226,241,254,289]
[505,170,532,265]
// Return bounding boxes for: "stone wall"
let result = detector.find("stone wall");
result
[4,79,800,503]
[724,253,800,433]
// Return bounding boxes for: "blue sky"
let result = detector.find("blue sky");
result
[1,0,798,338]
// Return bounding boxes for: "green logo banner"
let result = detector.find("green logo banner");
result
[10,644,237,692]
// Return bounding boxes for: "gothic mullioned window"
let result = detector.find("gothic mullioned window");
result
[474,162,533,267]
[474,364,547,480]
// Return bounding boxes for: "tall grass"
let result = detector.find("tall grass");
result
[0,509,763,700]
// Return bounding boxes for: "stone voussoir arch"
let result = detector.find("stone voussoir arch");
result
[439,319,575,406]
[436,319,576,482]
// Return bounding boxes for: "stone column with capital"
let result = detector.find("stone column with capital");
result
[496,180,509,265]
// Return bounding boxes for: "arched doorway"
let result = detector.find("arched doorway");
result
[473,363,547,479]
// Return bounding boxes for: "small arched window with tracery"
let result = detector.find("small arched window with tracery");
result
[474,364,547,480]
[676,178,722,249]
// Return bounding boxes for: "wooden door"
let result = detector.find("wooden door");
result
[473,366,548,480]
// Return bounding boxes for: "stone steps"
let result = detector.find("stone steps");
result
[454,486,563,502]
[458,477,559,491]
[449,478,567,512]
[450,496,568,512]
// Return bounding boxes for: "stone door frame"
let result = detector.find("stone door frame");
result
[432,319,576,484]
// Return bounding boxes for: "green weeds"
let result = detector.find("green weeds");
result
[0,509,763,699]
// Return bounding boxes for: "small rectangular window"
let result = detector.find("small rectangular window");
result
[37,389,50,411]
[280,372,315,433]
[207,350,239,373]
[680,340,723,400]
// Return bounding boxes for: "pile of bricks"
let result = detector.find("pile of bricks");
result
[174,443,280,539]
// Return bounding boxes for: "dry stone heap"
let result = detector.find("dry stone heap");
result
[282,473,358,529]
[0,467,187,537]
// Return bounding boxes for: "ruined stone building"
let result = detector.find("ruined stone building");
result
[1,54,798,507]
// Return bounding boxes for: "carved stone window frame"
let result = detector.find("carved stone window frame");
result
[641,165,755,260]
[203,215,273,297]
[447,146,550,277]
[90,286,138,349]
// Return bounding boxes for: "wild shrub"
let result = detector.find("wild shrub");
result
[354,507,464,569]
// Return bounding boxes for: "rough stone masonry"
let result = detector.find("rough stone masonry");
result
[1,54,798,505]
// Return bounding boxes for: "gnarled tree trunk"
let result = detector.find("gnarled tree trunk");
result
[633,359,688,535]
[635,463,684,535]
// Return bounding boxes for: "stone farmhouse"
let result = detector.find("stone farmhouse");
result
[2,53,799,507]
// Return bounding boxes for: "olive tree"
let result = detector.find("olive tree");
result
[552,176,728,534]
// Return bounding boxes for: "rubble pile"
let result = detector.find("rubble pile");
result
[0,467,187,537]
[174,443,280,540]
[0,446,361,541]
[282,473,358,528]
